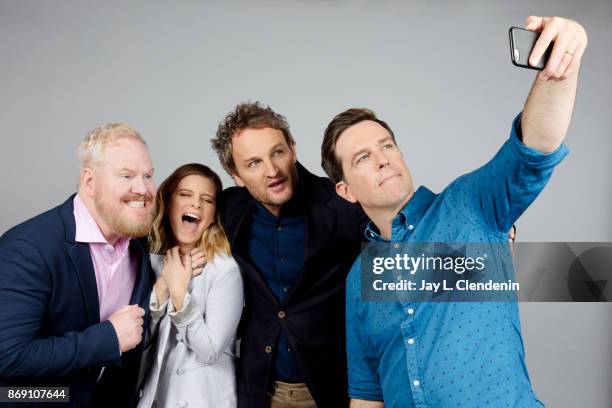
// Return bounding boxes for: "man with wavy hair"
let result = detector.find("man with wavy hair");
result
[212,102,368,408]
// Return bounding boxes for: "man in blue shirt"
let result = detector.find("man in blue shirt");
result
[319,15,587,407]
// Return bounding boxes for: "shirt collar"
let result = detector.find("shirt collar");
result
[73,194,131,251]
[253,199,278,220]
[365,185,436,242]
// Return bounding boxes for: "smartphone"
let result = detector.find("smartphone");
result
[509,26,552,70]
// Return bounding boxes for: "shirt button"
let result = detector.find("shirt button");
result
[278,310,286,319]
[277,226,282,232]
[176,368,183,375]
[265,345,273,354]
[408,338,415,345]
[407,308,414,315]
[283,287,289,292]
[393,243,400,249]
[408,224,414,231]
[176,334,183,342]
[178,398,188,407]
[413,380,420,387]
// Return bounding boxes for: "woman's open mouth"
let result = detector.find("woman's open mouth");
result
[181,212,201,234]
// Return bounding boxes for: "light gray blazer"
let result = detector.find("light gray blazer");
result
[137,252,243,408]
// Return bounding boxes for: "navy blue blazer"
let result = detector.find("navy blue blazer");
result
[0,195,154,407]
[220,163,369,408]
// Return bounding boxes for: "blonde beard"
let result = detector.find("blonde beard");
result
[94,195,154,238]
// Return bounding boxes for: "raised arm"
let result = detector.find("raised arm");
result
[521,16,588,153]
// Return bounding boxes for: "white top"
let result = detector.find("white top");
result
[137,252,243,408]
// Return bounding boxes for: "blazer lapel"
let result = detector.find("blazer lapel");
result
[129,238,154,358]
[68,242,100,324]
[300,164,337,262]
[60,195,101,325]
[129,239,151,308]
[304,201,336,262]
[67,245,101,325]
[226,198,277,297]
[156,313,172,366]
[282,165,337,301]
[225,197,254,249]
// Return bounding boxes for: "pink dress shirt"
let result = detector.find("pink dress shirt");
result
[73,194,137,322]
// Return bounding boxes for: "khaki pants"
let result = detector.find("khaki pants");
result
[264,381,317,408]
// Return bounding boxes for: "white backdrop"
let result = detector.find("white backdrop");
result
[1,1,611,406]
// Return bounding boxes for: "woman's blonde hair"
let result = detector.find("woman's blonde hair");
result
[149,163,230,262]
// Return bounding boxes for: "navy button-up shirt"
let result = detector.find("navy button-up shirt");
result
[346,114,568,407]
[246,199,305,382]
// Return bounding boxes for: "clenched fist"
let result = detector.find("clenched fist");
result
[108,304,145,353]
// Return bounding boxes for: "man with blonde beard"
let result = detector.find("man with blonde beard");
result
[0,124,157,407]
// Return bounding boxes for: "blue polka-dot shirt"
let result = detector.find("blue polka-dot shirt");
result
[346,113,569,407]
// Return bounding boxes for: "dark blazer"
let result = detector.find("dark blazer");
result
[0,195,154,407]
[220,163,368,408]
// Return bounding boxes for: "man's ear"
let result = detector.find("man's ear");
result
[231,172,246,187]
[335,180,357,203]
[80,168,95,198]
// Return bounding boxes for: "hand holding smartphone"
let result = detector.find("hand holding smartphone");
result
[509,27,552,70]
[509,17,587,81]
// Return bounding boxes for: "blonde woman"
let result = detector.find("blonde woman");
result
[138,163,243,408]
